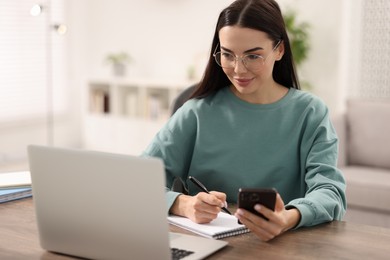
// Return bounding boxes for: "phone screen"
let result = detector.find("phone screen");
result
[237,188,277,223]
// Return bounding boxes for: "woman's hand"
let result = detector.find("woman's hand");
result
[235,193,301,241]
[170,191,227,224]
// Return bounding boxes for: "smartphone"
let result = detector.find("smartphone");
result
[237,188,277,223]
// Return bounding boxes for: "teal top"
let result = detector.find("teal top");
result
[142,87,346,228]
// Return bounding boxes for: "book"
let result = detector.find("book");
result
[0,187,32,204]
[168,212,250,239]
[89,89,110,114]
[0,171,31,189]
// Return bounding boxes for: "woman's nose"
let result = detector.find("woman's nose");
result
[234,58,248,73]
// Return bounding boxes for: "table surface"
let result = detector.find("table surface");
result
[1,198,390,259]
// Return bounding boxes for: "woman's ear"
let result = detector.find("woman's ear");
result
[275,41,285,61]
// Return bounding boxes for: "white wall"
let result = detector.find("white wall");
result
[62,0,356,155]
[69,0,348,113]
[78,0,232,81]
[0,0,365,165]
[338,0,363,112]
[279,0,344,113]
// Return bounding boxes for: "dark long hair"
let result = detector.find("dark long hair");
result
[191,0,300,99]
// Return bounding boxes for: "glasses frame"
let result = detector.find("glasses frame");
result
[213,40,282,71]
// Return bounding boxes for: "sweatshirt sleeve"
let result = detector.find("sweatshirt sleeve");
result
[286,100,347,228]
[142,103,197,212]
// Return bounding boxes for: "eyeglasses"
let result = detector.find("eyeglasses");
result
[213,40,281,71]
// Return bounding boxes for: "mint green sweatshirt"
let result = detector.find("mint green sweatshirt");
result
[142,87,346,228]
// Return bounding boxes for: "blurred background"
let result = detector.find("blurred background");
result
[0,0,389,170]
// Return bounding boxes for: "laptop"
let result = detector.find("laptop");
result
[27,145,227,260]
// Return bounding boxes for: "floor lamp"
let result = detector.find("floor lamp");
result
[31,2,67,146]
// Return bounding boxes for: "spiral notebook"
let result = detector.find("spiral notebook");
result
[168,212,250,239]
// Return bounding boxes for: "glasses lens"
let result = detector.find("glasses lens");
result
[243,54,265,71]
[214,52,265,70]
[214,52,235,68]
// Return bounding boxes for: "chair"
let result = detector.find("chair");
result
[171,84,197,115]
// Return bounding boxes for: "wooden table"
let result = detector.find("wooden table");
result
[1,198,390,259]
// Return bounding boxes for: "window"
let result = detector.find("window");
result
[0,0,67,124]
[0,0,67,166]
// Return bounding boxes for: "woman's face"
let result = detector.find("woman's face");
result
[218,26,283,103]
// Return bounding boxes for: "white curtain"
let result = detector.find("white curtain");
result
[357,0,390,98]
[0,0,66,124]
[0,0,67,165]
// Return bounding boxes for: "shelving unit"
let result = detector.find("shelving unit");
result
[83,78,195,155]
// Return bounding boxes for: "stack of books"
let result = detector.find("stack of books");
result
[0,171,32,203]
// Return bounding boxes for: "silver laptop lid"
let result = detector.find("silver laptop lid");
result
[28,145,171,260]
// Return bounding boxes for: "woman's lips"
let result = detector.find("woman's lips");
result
[234,78,253,87]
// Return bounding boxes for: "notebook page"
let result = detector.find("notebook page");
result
[0,171,31,189]
[168,212,250,239]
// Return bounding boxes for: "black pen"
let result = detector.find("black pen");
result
[188,176,232,215]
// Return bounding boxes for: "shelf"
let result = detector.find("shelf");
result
[84,78,196,155]
[88,78,194,120]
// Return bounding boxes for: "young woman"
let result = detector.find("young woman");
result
[142,0,346,241]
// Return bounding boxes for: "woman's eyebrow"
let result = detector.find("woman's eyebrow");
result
[220,46,264,53]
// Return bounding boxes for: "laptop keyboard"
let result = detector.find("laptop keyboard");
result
[171,247,194,260]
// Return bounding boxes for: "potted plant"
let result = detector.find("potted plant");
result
[283,10,311,90]
[105,51,132,77]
